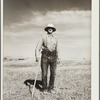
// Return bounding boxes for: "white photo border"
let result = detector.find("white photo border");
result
[91,0,99,100]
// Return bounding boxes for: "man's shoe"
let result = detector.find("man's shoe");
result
[41,89,49,94]
[41,88,47,92]
[48,87,55,93]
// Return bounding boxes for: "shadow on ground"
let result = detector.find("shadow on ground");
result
[24,79,43,92]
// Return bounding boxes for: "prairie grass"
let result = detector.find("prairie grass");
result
[3,58,91,100]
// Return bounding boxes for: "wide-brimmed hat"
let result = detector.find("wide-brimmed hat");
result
[44,24,56,32]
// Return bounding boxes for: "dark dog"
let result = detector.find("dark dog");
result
[24,79,43,93]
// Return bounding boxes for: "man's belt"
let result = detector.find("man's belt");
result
[42,49,57,56]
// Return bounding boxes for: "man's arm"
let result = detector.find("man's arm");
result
[56,38,60,63]
[35,38,43,62]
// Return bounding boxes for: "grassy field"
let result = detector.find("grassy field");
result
[3,58,91,100]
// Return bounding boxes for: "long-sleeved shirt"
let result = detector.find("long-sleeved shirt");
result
[35,34,59,59]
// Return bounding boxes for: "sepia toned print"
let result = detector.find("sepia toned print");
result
[3,0,92,100]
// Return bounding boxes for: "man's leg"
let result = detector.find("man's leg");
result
[41,60,48,90]
[49,61,57,90]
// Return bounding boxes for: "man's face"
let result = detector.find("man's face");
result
[48,28,53,34]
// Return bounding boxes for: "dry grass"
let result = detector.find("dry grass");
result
[3,58,91,100]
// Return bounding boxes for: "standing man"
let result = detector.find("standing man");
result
[35,24,59,93]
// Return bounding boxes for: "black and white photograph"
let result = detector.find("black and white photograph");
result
[1,0,99,100]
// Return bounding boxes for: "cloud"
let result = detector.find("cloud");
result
[4,11,91,39]
[5,11,91,30]
[4,0,91,25]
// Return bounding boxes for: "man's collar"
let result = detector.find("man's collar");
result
[47,33,54,37]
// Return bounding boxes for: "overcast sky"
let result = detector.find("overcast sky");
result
[3,0,91,60]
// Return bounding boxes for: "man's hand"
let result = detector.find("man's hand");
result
[57,58,60,64]
[36,57,40,62]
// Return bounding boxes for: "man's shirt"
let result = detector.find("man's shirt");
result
[35,34,59,59]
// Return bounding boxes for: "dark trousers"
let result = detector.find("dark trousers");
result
[41,52,57,89]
